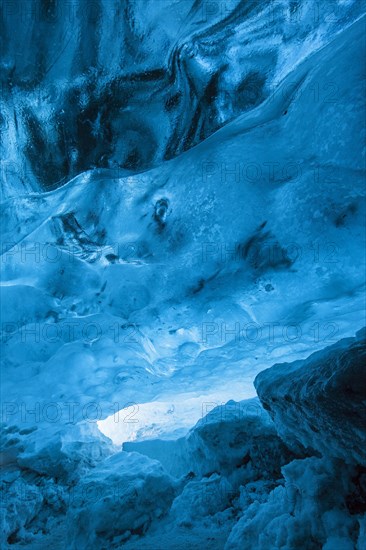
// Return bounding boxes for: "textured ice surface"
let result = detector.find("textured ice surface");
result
[255,327,366,464]
[1,0,366,548]
[226,330,366,550]
[66,452,177,548]
[2,0,364,195]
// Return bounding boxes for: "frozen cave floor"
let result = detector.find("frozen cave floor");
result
[2,328,366,549]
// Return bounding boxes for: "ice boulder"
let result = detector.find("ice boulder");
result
[0,472,43,544]
[185,398,295,482]
[170,474,234,527]
[1,422,115,482]
[225,456,365,550]
[125,398,294,485]
[0,470,71,546]
[254,328,366,465]
[66,451,177,548]
[226,329,366,550]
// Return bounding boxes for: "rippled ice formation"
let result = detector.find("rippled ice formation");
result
[1,1,365,548]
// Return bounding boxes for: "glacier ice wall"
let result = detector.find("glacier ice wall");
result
[1,0,366,548]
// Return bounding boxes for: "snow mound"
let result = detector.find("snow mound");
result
[226,457,365,550]
[66,451,177,548]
